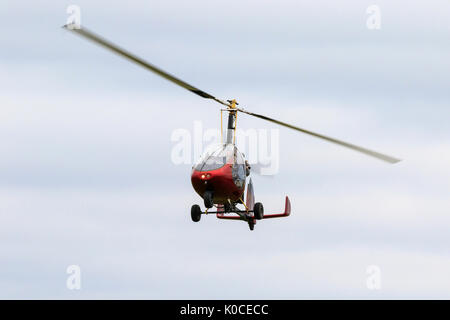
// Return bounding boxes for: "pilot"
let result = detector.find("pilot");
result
[245,160,251,176]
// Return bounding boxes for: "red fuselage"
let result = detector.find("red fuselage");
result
[191,163,245,204]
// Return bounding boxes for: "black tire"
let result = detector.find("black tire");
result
[254,202,264,220]
[248,220,255,231]
[224,202,232,212]
[203,191,214,208]
[191,204,201,222]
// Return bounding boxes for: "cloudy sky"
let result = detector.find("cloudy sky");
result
[1,0,450,299]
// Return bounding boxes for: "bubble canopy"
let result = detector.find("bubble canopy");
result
[194,144,244,172]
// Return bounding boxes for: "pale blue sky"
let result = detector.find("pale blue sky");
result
[1,0,450,298]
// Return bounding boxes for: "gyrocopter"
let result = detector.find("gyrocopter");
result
[64,24,400,231]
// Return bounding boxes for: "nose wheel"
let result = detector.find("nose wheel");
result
[203,191,214,208]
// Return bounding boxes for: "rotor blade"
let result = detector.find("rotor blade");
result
[63,25,399,164]
[63,25,230,107]
[238,109,401,164]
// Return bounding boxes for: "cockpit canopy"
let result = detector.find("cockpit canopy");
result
[194,144,244,172]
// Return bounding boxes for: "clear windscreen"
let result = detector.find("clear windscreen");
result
[194,144,235,171]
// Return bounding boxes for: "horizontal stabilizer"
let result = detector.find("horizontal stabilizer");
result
[262,196,291,219]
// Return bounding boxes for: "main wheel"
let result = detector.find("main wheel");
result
[191,204,201,222]
[248,220,255,231]
[203,191,214,208]
[254,202,264,220]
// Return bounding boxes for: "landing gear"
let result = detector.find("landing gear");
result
[191,204,201,222]
[254,202,264,220]
[203,191,214,208]
[190,194,290,230]
[224,202,233,212]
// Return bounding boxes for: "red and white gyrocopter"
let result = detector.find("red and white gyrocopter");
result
[64,25,400,231]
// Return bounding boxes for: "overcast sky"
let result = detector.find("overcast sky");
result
[1,0,450,299]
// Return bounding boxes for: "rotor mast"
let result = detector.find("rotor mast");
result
[225,99,238,145]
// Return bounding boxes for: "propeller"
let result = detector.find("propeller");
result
[63,24,401,164]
